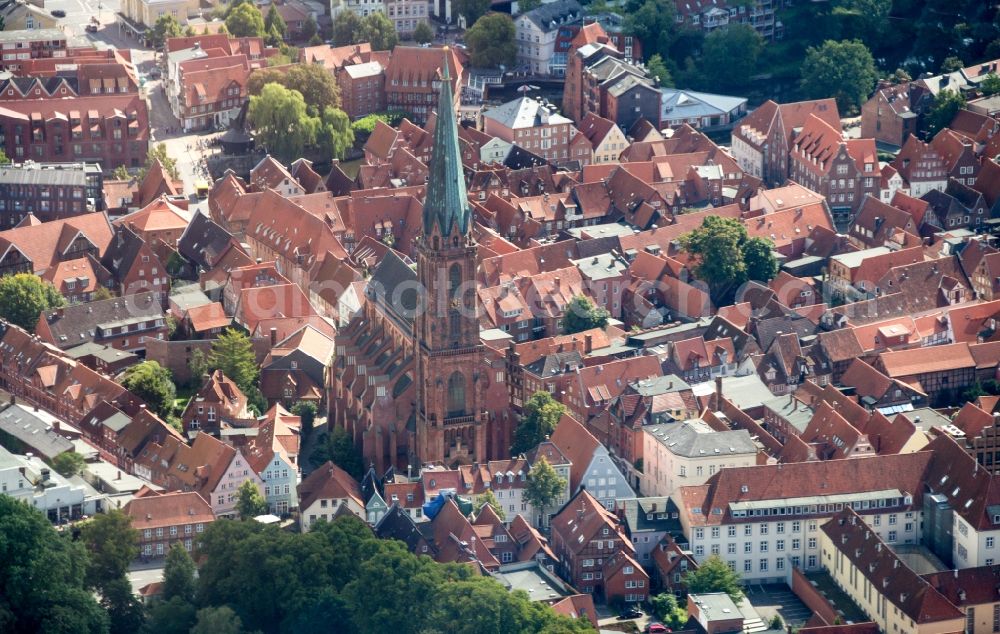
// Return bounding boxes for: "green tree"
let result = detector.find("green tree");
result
[625,0,677,61]
[800,39,878,115]
[414,20,434,45]
[145,596,196,634]
[149,14,182,48]
[162,543,197,604]
[226,2,266,38]
[93,285,114,301]
[0,149,11,164]
[646,53,673,87]
[184,25,197,37]
[111,165,131,181]
[120,361,177,420]
[142,143,180,181]
[0,273,65,332]
[524,455,566,526]
[301,15,319,42]
[835,0,891,43]
[101,575,145,634]
[285,63,341,110]
[0,496,108,633]
[79,510,139,592]
[249,82,319,161]
[360,12,398,50]
[236,480,268,519]
[455,0,491,24]
[466,13,517,68]
[474,489,505,521]
[650,593,688,629]
[682,215,775,303]
[208,329,259,394]
[319,425,364,479]
[191,606,243,634]
[743,236,778,283]
[940,55,964,73]
[517,0,540,11]
[561,294,609,334]
[925,89,967,137]
[889,67,912,84]
[188,348,209,386]
[684,554,744,602]
[264,4,286,41]
[512,391,566,455]
[982,73,1000,96]
[52,451,86,477]
[332,10,363,45]
[292,400,318,437]
[698,24,762,90]
[318,106,355,159]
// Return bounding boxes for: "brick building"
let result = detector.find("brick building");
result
[338,61,385,119]
[550,488,635,596]
[788,114,879,228]
[0,29,68,69]
[383,46,463,125]
[482,96,576,164]
[0,162,103,227]
[124,487,215,559]
[0,74,148,169]
[860,81,927,148]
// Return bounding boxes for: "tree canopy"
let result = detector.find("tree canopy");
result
[0,497,108,633]
[645,54,673,88]
[249,82,318,160]
[79,510,140,593]
[51,451,86,477]
[249,64,341,112]
[236,480,269,519]
[682,216,778,304]
[311,425,364,479]
[264,5,287,42]
[474,489,506,521]
[512,391,566,455]
[800,39,878,114]
[414,21,434,45]
[120,361,177,420]
[524,455,566,525]
[0,273,65,332]
[208,329,259,395]
[225,2,266,38]
[163,543,197,604]
[684,555,744,602]
[925,89,967,137]
[561,295,609,335]
[149,14,183,48]
[696,24,763,91]
[455,0,491,25]
[466,13,517,69]
[193,516,592,633]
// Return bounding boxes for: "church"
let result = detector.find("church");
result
[331,57,509,472]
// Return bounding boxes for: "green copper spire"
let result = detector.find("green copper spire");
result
[423,52,471,239]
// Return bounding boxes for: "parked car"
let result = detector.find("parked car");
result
[646,624,670,634]
[85,24,98,33]
[51,9,66,17]
[618,607,643,620]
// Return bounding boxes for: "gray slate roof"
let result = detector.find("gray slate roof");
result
[520,0,582,33]
[0,403,73,459]
[645,419,757,458]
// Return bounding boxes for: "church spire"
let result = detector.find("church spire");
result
[422,50,470,239]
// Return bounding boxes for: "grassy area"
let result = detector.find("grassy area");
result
[173,385,196,415]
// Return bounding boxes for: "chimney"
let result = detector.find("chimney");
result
[270,327,278,346]
[554,276,561,288]
[584,334,593,353]
[715,376,723,401]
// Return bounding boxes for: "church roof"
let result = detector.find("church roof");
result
[422,54,471,239]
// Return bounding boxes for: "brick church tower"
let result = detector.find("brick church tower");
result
[413,57,488,466]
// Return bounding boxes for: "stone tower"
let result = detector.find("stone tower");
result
[413,55,487,466]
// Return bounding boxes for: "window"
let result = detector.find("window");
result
[447,372,466,417]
